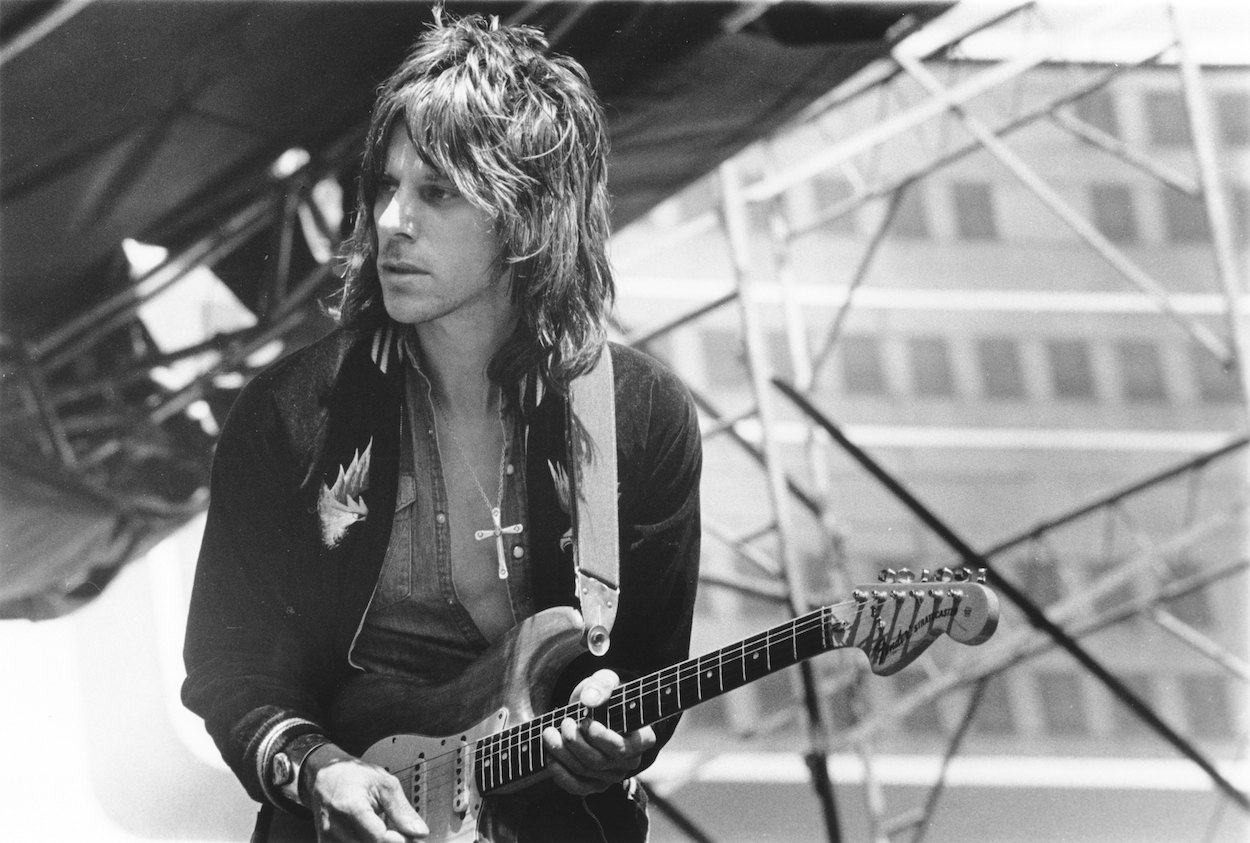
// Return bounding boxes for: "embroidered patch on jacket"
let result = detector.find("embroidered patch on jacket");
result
[319,439,372,547]
[548,459,573,553]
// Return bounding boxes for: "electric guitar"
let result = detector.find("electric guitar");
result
[269,567,998,842]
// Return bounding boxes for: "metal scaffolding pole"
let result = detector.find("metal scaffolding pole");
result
[719,158,845,842]
[1170,2,1250,786]
[762,143,893,841]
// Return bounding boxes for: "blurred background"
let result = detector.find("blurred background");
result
[2,1,1247,841]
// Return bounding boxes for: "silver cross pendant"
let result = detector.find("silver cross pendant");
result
[475,506,523,579]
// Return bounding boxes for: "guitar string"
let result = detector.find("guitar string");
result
[389,588,975,793]
[380,591,948,789]
[392,590,961,792]
[390,611,840,797]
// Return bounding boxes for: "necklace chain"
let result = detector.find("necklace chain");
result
[432,393,506,510]
[430,389,520,579]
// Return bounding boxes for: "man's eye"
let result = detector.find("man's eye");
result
[423,184,458,202]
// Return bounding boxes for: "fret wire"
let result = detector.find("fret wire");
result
[473,602,899,791]
[399,601,902,795]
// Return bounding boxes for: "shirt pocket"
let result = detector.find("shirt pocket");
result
[369,473,416,611]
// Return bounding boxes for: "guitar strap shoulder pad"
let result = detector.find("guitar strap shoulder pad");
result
[566,344,619,656]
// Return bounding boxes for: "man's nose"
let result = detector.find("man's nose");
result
[377,191,416,237]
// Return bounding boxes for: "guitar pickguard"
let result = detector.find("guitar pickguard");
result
[362,708,510,843]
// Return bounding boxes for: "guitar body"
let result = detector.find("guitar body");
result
[267,605,588,843]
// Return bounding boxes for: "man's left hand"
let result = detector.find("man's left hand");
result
[541,669,656,795]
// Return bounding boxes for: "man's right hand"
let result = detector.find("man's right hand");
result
[304,746,428,843]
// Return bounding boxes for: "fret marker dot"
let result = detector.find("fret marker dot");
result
[629,701,637,709]
[705,671,712,678]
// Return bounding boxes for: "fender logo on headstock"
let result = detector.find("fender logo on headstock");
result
[842,567,1000,676]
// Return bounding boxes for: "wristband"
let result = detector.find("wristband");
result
[270,732,329,806]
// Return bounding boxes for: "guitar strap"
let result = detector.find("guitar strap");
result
[566,344,619,656]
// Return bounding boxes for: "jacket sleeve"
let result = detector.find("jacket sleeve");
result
[181,371,332,807]
[621,360,702,765]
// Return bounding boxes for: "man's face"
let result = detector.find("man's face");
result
[373,130,511,329]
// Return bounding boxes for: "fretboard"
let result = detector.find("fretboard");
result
[474,606,835,794]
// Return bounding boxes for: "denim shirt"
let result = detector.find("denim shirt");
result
[350,361,535,678]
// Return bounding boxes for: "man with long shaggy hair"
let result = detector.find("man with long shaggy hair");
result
[183,10,701,843]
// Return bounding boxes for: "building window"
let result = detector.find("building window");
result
[887,183,930,240]
[908,336,956,398]
[1074,88,1121,138]
[1116,339,1168,404]
[1046,339,1097,401]
[952,180,998,240]
[1090,183,1138,243]
[839,334,889,396]
[1215,91,1250,146]
[702,328,745,389]
[1143,90,1191,147]
[1182,675,1235,739]
[811,174,856,236]
[1161,189,1210,243]
[1037,671,1089,736]
[1191,347,1240,404]
[976,336,1026,399]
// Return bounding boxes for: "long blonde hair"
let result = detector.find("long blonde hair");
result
[334,12,614,391]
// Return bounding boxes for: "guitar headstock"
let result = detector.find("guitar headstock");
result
[828,567,1000,676]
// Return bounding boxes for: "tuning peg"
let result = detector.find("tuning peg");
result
[897,568,915,583]
[937,567,954,582]
[879,568,897,583]
[976,568,988,583]
[853,589,869,602]
[954,568,971,582]
[920,568,934,582]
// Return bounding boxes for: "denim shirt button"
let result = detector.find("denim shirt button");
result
[435,512,447,525]
[505,463,515,476]
[512,545,524,559]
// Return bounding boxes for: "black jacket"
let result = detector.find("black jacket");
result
[182,327,702,838]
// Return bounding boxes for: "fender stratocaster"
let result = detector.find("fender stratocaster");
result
[269,567,999,842]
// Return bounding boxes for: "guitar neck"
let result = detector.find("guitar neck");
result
[474,574,998,795]
[474,606,835,793]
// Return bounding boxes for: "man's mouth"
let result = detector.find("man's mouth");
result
[379,261,426,276]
